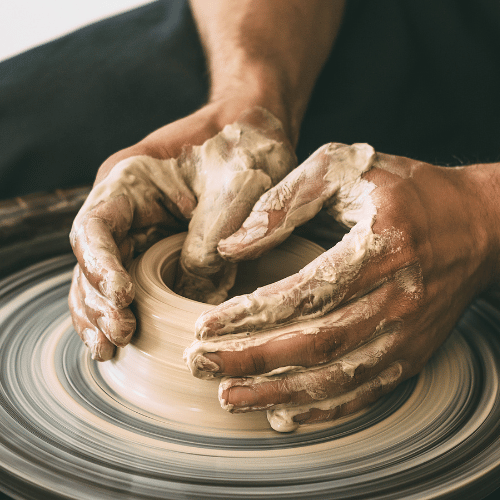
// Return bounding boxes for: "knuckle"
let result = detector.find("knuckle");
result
[391,263,425,309]
[91,195,133,234]
[377,184,423,256]
[310,332,339,365]
[378,186,411,227]
[243,351,267,375]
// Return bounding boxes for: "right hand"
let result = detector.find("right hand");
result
[187,143,500,431]
[68,105,296,361]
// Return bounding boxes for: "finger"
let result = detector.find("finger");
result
[186,276,412,378]
[70,194,135,309]
[218,142,376,262]
[78,268,136,347]
[217,329,404,413]
[174,114,297,305]
[268,362,405,432]
[175,168,272,304]
[68,266,115,361]
[195,223,413,340]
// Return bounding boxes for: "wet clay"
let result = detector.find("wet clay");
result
[97,233,324,433]
[71,108,295,307]
[184,143,424,432]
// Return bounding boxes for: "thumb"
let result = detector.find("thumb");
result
[175,168,272,304]
[173,108,297,304]
[218,142,376,262]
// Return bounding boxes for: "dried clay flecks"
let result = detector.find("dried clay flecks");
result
[188,143,423,432]
[97,233,325,434]
[71,107,296,307]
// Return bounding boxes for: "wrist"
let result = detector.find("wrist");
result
[460,163,500,283]
[207,63,297,146]
[190,0,345,149]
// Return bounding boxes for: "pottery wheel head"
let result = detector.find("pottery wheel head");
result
[2,236,500,498]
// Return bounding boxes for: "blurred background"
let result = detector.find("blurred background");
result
[0,0,153,62]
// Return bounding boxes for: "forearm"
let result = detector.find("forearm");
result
[189,0,345,145]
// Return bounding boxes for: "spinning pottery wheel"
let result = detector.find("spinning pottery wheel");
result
[1,191,500,499]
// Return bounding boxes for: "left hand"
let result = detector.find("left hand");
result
[184,143,500,431]
[69,105,295,361]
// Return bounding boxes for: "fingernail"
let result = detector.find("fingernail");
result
[218,230,251,258]
[193,354,221,373]
[218,214,269,261]
[204,353,223,372]
[100,272,134,308]
[83,328,114,361]
[100,342,115,361]
[110,335,129,348]
[194,314,220,340]
[83,328,101,360]
[83,327,97,348]
[292,411,311,424]
[228,386,259,408]
[97,315,135,347]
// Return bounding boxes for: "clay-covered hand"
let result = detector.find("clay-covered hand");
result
[69,106,296,361]
[185,143,500,431]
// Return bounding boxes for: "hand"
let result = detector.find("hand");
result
[185,143,500,431]
[69,105,296,361]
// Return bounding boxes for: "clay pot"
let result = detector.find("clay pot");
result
[98,232,324,434]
